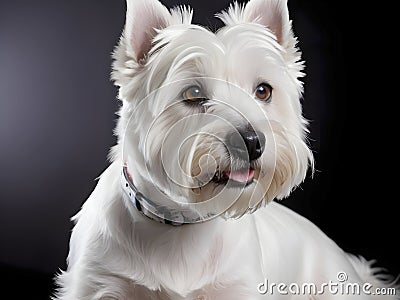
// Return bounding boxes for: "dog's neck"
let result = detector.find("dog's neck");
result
[122,164,217,226]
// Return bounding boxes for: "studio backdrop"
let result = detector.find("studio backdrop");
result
[0,0,398,298]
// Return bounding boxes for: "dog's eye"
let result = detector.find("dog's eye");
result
[183,86,206,102]
[255,83,272,101]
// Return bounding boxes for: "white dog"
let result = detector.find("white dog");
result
[54,0,398,299]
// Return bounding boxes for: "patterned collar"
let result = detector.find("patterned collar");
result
[122,165,217,226]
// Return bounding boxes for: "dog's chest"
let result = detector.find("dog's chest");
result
[127,221,264,299]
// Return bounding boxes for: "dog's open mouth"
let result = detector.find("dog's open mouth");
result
[212,168,256,186]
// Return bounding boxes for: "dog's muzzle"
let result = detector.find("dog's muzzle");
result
[210,127,265,186]
[225,127,266,162]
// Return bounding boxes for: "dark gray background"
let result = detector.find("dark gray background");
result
[0,0,398,298]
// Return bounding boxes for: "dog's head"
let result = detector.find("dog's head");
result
[111,0,313,220]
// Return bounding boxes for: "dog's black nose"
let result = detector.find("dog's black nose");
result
[226,128,265,161]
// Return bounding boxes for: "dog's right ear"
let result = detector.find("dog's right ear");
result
[124,0,172,62]
[112,0,192,89]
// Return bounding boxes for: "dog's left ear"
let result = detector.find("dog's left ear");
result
[243,0,291,46]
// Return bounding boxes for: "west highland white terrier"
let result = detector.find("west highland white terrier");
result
[54,0,398,299]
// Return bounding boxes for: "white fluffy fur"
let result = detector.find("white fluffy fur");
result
[54,0,398,299]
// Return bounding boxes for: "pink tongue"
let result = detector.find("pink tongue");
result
[225,169,255,183]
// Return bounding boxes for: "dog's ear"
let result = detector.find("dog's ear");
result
[243,0,291,46]
[124,0,172,62]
